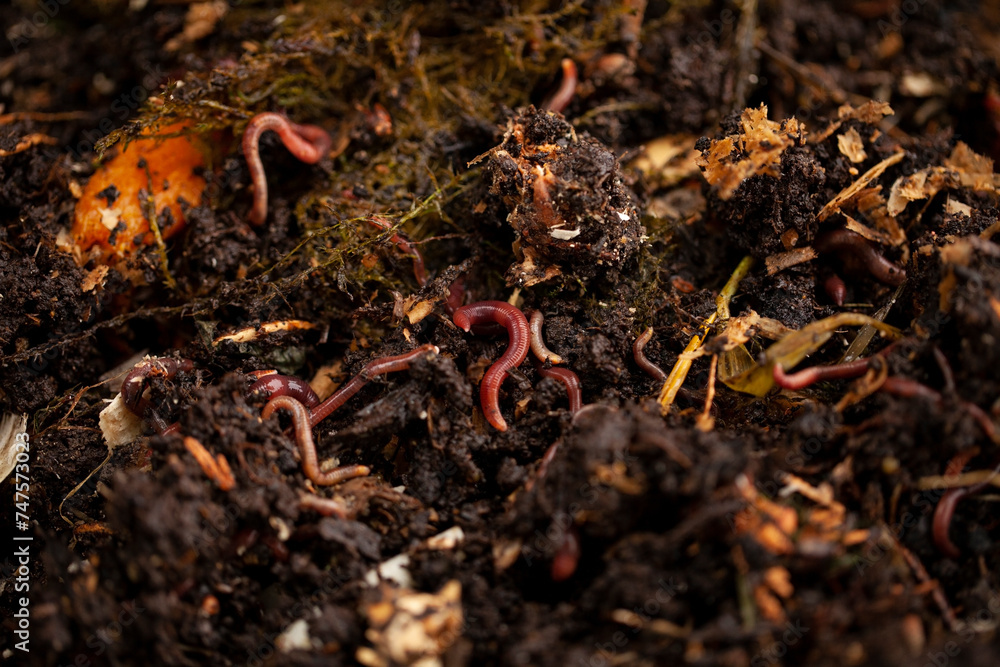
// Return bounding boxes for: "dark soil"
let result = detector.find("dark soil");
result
[2,2,1000,666]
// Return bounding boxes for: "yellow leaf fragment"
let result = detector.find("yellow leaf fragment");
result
[404,299,435,324]
[81,265,110,293]
[212,320,317,345]
[856,187,906,245]
[837,127,867,163]
[696,105,805,200]
[887,142,999,217]
[722,313,902,396]
[810,101,894,143]
[631,134,702,188]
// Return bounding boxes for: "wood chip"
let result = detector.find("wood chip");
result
[765,246,817,275]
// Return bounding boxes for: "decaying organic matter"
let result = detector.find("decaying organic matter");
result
[2,2,1000,667]
[481,107,643,286]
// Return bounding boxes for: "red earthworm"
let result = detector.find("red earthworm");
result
[536,441,561,483]
[121,357,194,434]
[551,525,580,581]
[773,342,902,390]
[543,58,578,114]
[262,394,371,486]
[814,228,907,286]
[525,440,562,493]
[878,376,942,401]
[932,448,982,559]
[453,301,530,431]
[159,422,182,436]
[246,371,320,409]
[932,346,956,394]
[879,376,998,443]
[308,344,440,428]
[773,358,872,389]
[536,363,583,413]
[528,310,563,364]
[633,327,667,382]
[823,273,848,305]
[444,277,465,316]
[121,357,195,414]
[366,215,428,287]
[243,112,332,226]
[298,493,349,519]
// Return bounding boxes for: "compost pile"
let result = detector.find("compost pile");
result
[2,2,1000,666]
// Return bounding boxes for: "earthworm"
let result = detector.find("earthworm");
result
[308,344,440,427]
[122,357,195,414]
[543,58,578,114]
[814,228,906,286]
[366,215,428,287]
[444,277,465,316]
[243,112,332,226]
[876,374,1000,557]
[932,448,982,559]
[633,327,667,382]
[879,376,942,401]
[262,394,371,486]
[121,357,195,434]
[453,301,530,431]
[823,273,848,306]
[879,376,997,443]
[298,493,349,519]
[551,525,580,581]
[772,358,873,390]
[528,310,563,364]
[246,371,320,409]
[536,364,583,413]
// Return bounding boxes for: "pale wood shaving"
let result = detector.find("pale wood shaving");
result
[766,246,817,275]
[819,150,904,221]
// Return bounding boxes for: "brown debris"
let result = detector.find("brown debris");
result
[358,580,463,667]
[479,107,643,286]
[697,105,806,200]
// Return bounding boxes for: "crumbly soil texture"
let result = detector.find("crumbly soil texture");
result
[2,2,1000,666]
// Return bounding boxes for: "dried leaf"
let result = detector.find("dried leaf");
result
[837,127,867,163]
[723,313,902,396]
[697,105,805,200]
[819,150,904,221]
